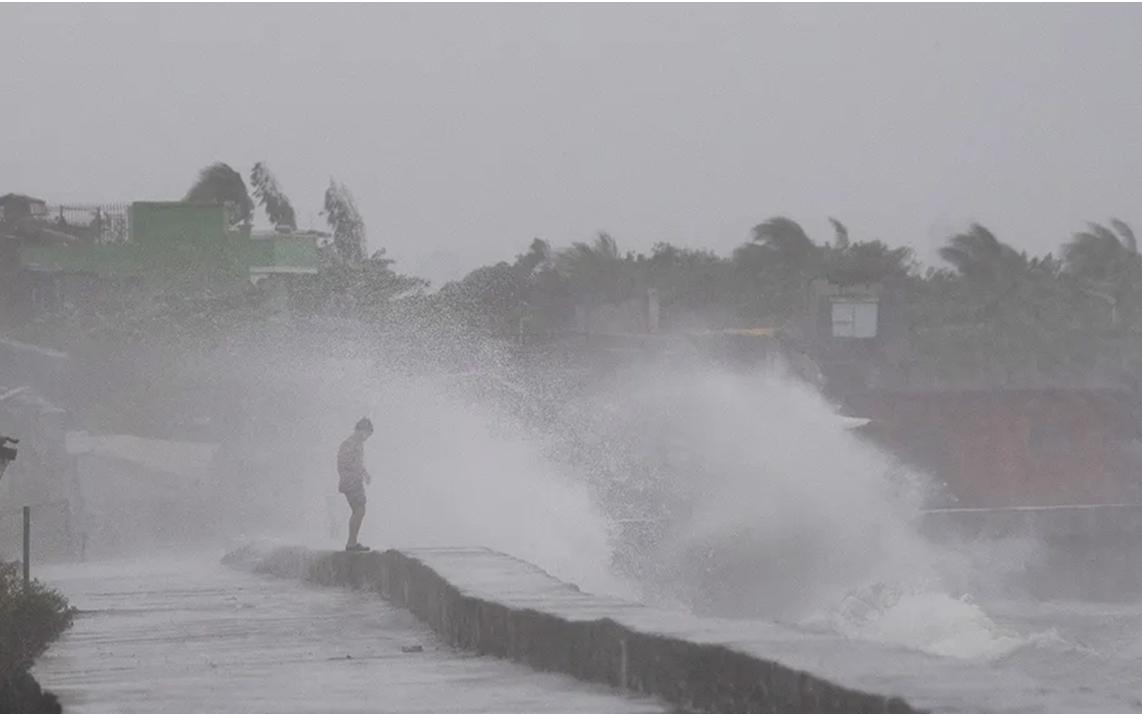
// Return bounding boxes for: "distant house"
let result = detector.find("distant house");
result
[8,200,323,321]
[846,384,1142,508]
[0,193,48,223]
[797,276,1142,508]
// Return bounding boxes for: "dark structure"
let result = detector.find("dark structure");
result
[0,194,48,223]
[0,434,16,473]
[799,276,1142,509]
[847,387,1141,507]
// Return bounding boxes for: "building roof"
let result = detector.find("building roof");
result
[0,193,46,206]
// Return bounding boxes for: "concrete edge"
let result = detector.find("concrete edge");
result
[223,545,925,714]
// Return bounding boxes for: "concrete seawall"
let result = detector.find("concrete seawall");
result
[223,545,925,714]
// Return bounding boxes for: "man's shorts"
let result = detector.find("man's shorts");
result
[344,486,367,510]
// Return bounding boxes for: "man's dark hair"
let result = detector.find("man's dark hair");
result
[355,417,374,433]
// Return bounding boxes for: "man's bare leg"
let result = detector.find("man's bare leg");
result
[347,504,365,549]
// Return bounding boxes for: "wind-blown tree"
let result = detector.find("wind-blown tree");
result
[436,237,572,335]
[343,249,428,309]
[938,223,1024,288]
[936,223,1035,322]
[1064,220,1137,281]
[322,179,366,263]
[515,238,552,279]
[828,217,850,250]
[510,238,571,330]
[936,223,1035,328]
[519,240,576,332]
[555,232,631,307]
[506,238,583,333]
[438,262,522,331]
[751,216,820,269]
[249,162,297,230]
[919,223,1095,378]
[295,178,427,319]
[829,240,914,283]
[296,243,427,320]
[1063,220,1141,328]
[732,216,820,323]
[644,243,731,326]
[940,227,1081,329]
[184,162,254,226]
[739,216,916,323]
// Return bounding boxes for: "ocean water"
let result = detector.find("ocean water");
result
[474,357,1142,712]
[197,336,1142,712]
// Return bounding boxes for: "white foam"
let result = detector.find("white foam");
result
[572,363,940,618]
[823,584,1035,661]
[358,368,633,598]
[556,359,1060,664]
[188,338,634,600]
[203,335,1053,665]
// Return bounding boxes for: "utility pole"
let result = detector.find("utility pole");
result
[22,506,30,592]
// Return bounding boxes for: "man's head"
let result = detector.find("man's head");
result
[355,417,374,439]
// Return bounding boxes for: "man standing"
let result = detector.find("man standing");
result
[337,417,373,552]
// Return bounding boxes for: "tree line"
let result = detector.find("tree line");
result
[48,160,1142,381]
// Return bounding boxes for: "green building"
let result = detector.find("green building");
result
[2,200,323,324]
[17,202,320,287]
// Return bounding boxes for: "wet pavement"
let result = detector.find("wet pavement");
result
[31,555,667,714]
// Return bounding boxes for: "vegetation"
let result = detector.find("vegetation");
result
[0,561,76,676]
[5,160,1141,386]
[249,162,297,231]
[0,561,75,713]
[183,162,254,228]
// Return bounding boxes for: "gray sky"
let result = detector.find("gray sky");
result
[3,4,1140,284]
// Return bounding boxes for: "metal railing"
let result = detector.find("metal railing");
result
[40,203,131,244]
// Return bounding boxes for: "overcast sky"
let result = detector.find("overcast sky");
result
[3,4,1140,284]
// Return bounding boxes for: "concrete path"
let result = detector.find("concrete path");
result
[31,555,668,714]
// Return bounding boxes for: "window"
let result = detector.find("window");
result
[831,299,879,338]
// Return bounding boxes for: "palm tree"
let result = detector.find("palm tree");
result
[826,240,914,285]
[250,162,297,230]
[511,238,575,332]
[1063,220,1137,284]
[513,238,552,279]
[645,242,728,316]
[750,216,818,268]
[938,223,1023,287]
[828,217,850,250]
[1063,220,1139,327]
[555,232,626,305]
[934,223,1043,338]
[184,163,254,226]
[322,179,366,263]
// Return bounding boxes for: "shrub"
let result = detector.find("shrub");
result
[0,561,76,679]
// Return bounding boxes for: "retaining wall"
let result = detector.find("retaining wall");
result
[222,545,925,714]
